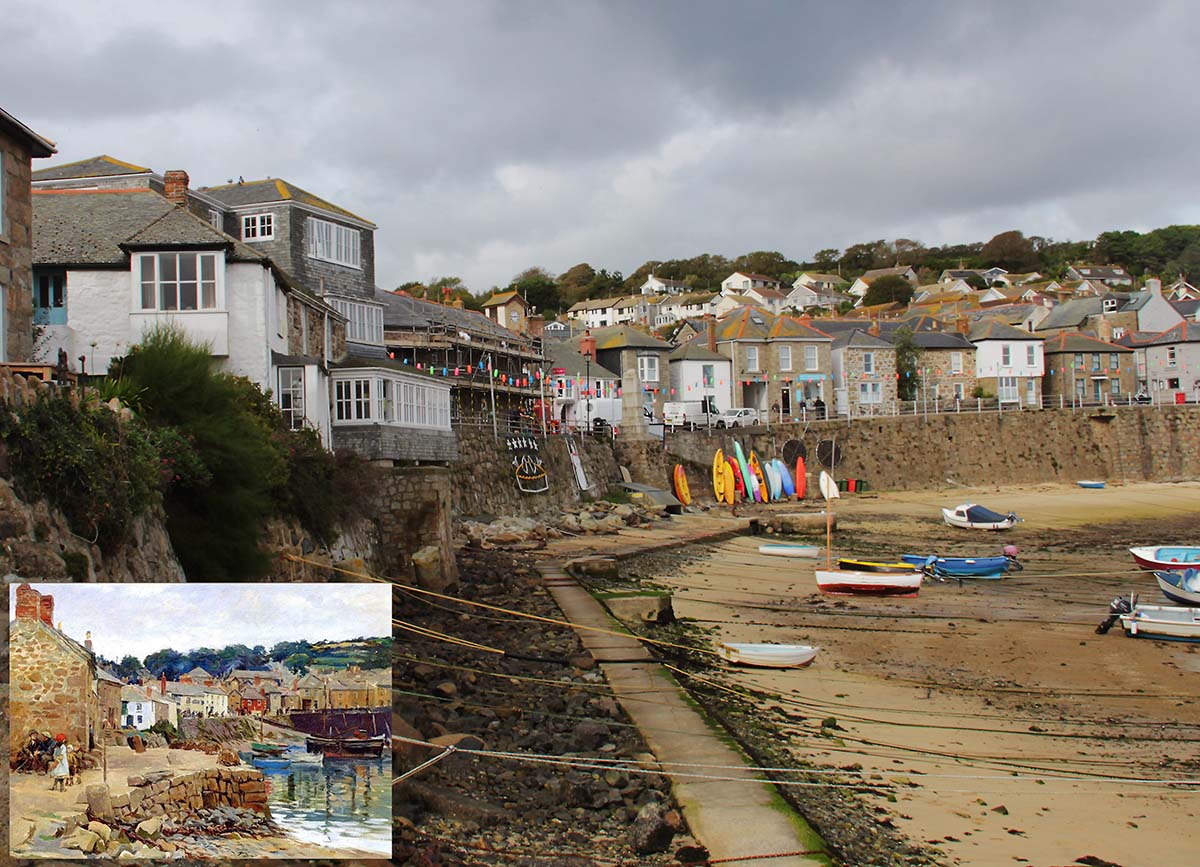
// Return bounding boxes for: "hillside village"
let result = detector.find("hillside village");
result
[4,104,1198,457]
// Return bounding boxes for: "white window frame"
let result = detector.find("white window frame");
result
[307,217,361,269]
[1001,344,1012,366]
[333,370,451,430]
[745,346,760,372]
[1026,344,1036,366]
[779,345,792,371]
[804,345,818,371]
[278,368,305,430]
[1168,346,1177,366]
[135,252,222,311]
[950,351,963,374]
[863,351,875,375]
[637,354,660,383]
[208,209,222,229]
[242,213,274,241]
[327,297,383,345]
[858,381,882,404]
[998,375,1019,403]
[953,382,964,400]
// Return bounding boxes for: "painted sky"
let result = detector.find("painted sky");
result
[4,2,1198,293]
[9,584,391,662]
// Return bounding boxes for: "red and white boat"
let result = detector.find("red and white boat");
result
[1129,546,1200,571]
[815,568,923,597]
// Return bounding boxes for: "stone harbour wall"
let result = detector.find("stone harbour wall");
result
[84,768,269,828]
[617,405,1200,499]
[450,427,619,518]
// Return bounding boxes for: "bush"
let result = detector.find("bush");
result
[148,720,179,743]
[0,397,162,552]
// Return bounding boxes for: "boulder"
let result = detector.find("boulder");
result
[86,784,114,822]
[61,827,102,854]
[628,802,675,855]
[135,815,164,840]
[572,721,610,751]
[411,545,447,592]
[87,821,113,841]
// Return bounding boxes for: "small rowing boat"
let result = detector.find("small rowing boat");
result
[837,557,915,573]
[815,568,923,597]
[1120,603,1200,642]
[1130,546,1200,571]
[1152,568,1200,606]
[251,755,292,770]
[900,553,1017,578]
[759,543,820,558]
[306,730,388,758]
[717,643,818,668]
[1077,480,1106,489]
[942,503,1020,531]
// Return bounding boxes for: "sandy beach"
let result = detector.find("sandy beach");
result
[644,481,1200,867]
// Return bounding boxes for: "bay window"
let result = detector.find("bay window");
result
[137,252,220,311]
[307,217,361,269]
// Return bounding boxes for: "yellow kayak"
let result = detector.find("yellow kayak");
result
[712,449,726,501]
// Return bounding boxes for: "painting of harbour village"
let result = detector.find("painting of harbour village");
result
[8,583,391,859]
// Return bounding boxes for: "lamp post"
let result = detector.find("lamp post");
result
[585,353,592,433]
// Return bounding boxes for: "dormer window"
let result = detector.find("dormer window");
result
[307,217,361,269]
[1102,298,1117,312]
[242,213,274,241]
[328,297,383,344]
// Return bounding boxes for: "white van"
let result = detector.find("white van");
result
[662,398,720,430]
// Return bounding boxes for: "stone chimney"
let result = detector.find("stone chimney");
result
[164,170,189,207]
[527,314,545,340]
[956,316,970,336]
[15,583,40,621]
[85,631,93,652]
[706,315,717,352]
[868,320,880,337]
[160,672,167,695]
[580,330,597,360]
[1146,278,1162,297]
[452,298,464,310]
[1096,316,1113,343]
[39,593,54,628]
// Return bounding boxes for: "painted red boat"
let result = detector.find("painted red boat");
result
[1129,546,1200,571]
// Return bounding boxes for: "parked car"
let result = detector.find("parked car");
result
[715,407,761,428]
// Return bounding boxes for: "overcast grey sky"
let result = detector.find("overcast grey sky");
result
[10,583,390,662]
[4,2,1198,292]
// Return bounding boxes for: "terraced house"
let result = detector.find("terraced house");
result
[1041,332,1134,404]
[711,308,832,417]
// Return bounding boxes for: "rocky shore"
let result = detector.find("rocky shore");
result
[394,544,702,865]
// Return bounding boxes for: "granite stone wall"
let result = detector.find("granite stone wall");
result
[9,615,98,755]
[616,405,1200,499]
[450,427,619,518]
[109,768,269,822]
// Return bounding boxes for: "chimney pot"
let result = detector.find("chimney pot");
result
[164,170,189,207]
[39,594,54,628]
[15,583,40,622]
[956,316,970,336]
[85,631,92,652]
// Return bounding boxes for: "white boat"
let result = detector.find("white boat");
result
[758,543,820,559]
[815,568,923,597]
[942,503,1020,531]
[1119,603,1200,642]
[1153,569,1200,606]
[717,643,818,668]
[1077,480,1106,489]
[287,750,323,764]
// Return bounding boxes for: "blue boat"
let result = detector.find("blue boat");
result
[1077,480,1106,489]
[901,554,1016,578]
[251,756,292,770]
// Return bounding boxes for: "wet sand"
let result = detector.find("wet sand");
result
[654,481,1200,867]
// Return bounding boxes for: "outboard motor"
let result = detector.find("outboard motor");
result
[1003,544,1023,572]
[1096,594,1135,634]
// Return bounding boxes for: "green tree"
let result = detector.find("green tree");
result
[962,273,988,291]
[557,263,597,306]
[508,267,560,314]
[862,274,914,306]
[1166,239,1200,281]
[892,327,922,401]
[284,652,313,674]
[115,655,143,680]
[812,248,840,269]
[981,230,1039,272]
[730,250,798,281]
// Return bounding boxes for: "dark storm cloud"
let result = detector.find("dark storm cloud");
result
[4,1,1198,290]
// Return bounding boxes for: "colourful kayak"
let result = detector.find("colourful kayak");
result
[733,441,756,500]
[712,449,726,501]
[774,459,796,497]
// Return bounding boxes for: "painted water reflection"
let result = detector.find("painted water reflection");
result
[261,755,391,855]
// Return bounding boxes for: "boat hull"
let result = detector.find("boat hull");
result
[1153,569,1200,606]
[901,554,1010,577]
[1077,480,1106,489]
[758,544,820,559]
[718,643,818,668]
[837,558,914,573]
[1130,546,1200,571]
[305,734,387,758]
[815,568,922,597]
[1119,604,1200,642]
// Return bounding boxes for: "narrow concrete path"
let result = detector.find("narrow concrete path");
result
[538,538,830,865]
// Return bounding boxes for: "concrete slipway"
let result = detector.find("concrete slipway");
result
[536,513,830,866]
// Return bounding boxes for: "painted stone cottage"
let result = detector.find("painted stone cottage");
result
[10,584,101,752]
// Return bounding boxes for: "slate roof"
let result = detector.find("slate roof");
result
[376,290,524,344]
[185,666,213,679]
[1140,321,1200,346]
[1170,300,1200,318]
[201,178,375,226]
[32,189,264,266]
[164,681,207,696]
[911,332,975,350]
[482,290,529,309]
[858,266,914,283]
[1071,265,1129,279]
[546,342,619,379]
[714,308,832,342]
[0,107,56,158]
[567,297,618,313]
[586,325,672,351]
[795,272,842,284]
[1112,331,1159,348]
[1041,332,1132,354]
[646,276,689,288]
[727,271,781,283]
[964,304,1040,326]
[749,286,787,300]
[121,685,153,702]
[832,329,893,350]
[32,154,147,181]
[672,292,717,306]
[669,341,729,362]
[969,319,1045,341]
[1035,297,1101,331]
[97,668,124,685]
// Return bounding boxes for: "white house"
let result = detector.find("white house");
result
[640,275,689,296]
[667,340,733,414]
[968,319,1045,406]
[547,341,621,430]
[848,265,917,301]
[656,292,719,326]
[30,171,341,446]
[565,297,618,329]
[121,685,157,730]
[165,682,209,716]
[1066,265,1133,287]
[742,285,787,313]
[788,273,847,310]
[720,272,783,294]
